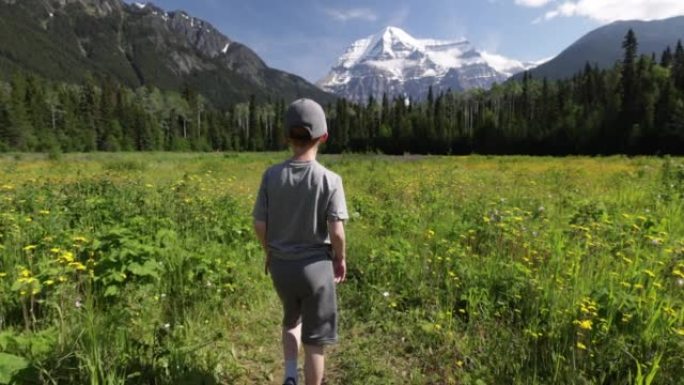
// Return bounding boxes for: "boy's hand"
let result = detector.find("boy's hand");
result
[333,257,346,283]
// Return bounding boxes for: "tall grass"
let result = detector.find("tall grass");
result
[0,153,682,384]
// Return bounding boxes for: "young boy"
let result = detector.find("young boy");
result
[252,98,348,385]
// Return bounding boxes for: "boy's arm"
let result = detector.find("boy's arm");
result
[328,220,346,283]
[253,220,270,275]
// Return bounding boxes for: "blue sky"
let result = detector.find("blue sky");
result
[136,0,684,82]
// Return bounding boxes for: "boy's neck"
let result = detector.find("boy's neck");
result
[291,146,318,162]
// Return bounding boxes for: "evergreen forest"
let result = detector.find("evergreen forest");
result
[1,30,683,155]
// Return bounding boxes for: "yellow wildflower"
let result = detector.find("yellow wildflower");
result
[0,272,6,278]
[643,270,656,278]
[38,210,50,215]
[574,319,593,330]
[22,245,37,252]
[576,342,587,350]
[45,279,55,286]
[60,251,75,263]
[72,236,88,243]
[68,262,87,271]
[674,328,684,336]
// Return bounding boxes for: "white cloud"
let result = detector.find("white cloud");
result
[325,7,377,22]
[514,0,553,7]
[540,0,684,23]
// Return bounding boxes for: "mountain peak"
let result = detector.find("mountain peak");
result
[363,26,422,62]
[379,26,415,42]
[381,25,405,35]
[320,28,534,102]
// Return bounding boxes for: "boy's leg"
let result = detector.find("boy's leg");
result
[270,257,305,383]
[283,323,302,381]
[283,323,302,359]
[303,344,324,385]
[300,258,337,385]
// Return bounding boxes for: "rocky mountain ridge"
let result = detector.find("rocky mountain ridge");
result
[0,0,333,106]
[517,16,684,81]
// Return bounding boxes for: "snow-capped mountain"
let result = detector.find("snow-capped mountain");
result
[318,26,537,102]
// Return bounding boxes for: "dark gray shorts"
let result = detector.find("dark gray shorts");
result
[269,255,338,346]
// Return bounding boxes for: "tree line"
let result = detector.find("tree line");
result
[0,74,288,153]
[0,29,683,155]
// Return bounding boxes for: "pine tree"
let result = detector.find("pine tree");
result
[0,89,11,151]
[271,99,285,151]
[660,46,673,67]
[78,78,99,151]
[24,74,54,151]
[248,95,263,150]
[673,40,684,91]
[391,96,404,140]
[381,92,390,127]
[6,73,35,150]
[620,29,639,141]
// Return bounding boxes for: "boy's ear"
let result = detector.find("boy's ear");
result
[319,133,329,143]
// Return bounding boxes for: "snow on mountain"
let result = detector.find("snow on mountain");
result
[319,26,537,102]
[480,52,533,78]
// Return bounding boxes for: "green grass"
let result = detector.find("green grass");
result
[0,153,682,385]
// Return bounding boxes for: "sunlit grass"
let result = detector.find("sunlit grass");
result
[0,153,682,384]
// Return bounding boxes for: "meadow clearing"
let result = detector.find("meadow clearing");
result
[0,153,682,385]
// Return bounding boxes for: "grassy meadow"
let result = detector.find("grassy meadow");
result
[0,153,683,385]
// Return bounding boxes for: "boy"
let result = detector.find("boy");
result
[252,98,348,385]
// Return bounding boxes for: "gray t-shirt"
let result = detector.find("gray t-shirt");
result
[253,159,348,260]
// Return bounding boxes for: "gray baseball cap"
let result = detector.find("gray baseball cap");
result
[285,98,328,139]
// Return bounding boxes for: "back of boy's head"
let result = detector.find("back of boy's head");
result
[289,126,313,143]
[285,99,327,146]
